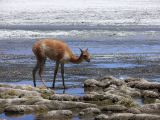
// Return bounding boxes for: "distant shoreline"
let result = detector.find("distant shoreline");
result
[1,24,160,31]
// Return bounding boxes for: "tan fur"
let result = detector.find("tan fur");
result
[32,39,73,63]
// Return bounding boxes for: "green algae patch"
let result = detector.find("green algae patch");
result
[40,89,54,99]
[0,89,19,99]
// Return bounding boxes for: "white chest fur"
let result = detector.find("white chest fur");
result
[61,52,70,63]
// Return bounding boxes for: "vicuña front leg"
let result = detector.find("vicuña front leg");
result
[61,63,65,89]
[52,61,59,88]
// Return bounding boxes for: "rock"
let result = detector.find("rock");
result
[23,97,44,105]
[0,83,46,92]
[108,113,160,120]
[0,83,55,100]
[4,105,48,113]
[84,79,99,87]
[105,91,135,107]
[79,107,101,116]
[117,97,136,107]
[95,113,160,120]
[105,86,136,100]
[49,94,80,101]
[39,88,54,99]
[0,98,27,106]
[82,93,107,101]
[82,93,122,103]
[95,114,109,120]
[0,87,42,99]
[84,76,124,93]
[155,99,160,103]
[99,76,124,86]
[1,77,160,120]
[127,107,141,114]
[109,113,134,120]
[35,99,97,110]
[126,81,160,91]
[0,97,47,110]
[101,105,127,112]
[103,92,123,102]
[121,86,141,97]
[140,103,160,113]
[104,84,118,92]
[0,84,10,87]
[39,110,72,120]
[144,97,156,104]
[82,92,135,107]
[135,114,160,120]
[83,76,138,107]
[124,78,147,83]
[142,90,159,98]
[84,79,102,92]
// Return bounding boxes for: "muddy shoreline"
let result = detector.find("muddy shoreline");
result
[0,52,160,82]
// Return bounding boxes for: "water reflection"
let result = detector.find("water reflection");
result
[56,87,84,96]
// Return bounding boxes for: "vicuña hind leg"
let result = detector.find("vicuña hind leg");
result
[32,62,39,87]
[39,58,47,87]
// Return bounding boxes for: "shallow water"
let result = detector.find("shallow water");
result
[0,113,81,120]
[0,113,82,120]
[56,88,84,96]
[134,97,144,106]
[93,63,145,68]
[0,113,35,120]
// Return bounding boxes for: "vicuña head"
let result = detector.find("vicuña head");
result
[79,48,90,62]
[32,38,91,89]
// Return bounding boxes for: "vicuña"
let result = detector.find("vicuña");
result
[32,39,90,89]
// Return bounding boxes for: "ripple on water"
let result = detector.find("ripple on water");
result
[92,63,145,68]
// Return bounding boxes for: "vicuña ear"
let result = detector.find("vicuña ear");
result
[79,48,83,53]
[85,48,88,51]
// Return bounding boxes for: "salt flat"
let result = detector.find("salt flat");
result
[0,0,160,26]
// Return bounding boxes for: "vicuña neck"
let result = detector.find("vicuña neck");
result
[70,54,83,64]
